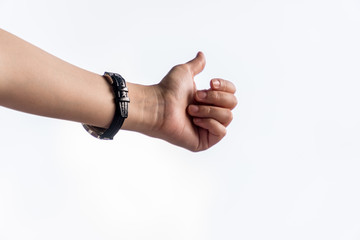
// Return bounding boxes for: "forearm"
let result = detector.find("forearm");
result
[0,29,159,131]
[0,29,236,151]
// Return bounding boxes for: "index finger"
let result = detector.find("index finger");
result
[210,78,236,94]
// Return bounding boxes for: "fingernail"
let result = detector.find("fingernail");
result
[212,79,220,89]
[189,105,199,113]
[197,91,207,99]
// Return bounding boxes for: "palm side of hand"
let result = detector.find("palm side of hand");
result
[148,52,237,152]
[156,62,201,151]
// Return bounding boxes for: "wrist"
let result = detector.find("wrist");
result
[122,82,164,135]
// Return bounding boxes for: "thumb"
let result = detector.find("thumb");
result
[186,51,206,76]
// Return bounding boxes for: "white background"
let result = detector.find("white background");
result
[1,0,360,239]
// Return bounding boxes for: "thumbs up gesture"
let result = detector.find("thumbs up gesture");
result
[152,52,237,151]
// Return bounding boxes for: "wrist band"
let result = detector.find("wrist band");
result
[82,72,130,140]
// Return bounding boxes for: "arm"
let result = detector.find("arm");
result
[0,29,161,132]
[0,29,237,151]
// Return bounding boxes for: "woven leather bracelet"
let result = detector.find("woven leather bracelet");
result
[82,72,130,140]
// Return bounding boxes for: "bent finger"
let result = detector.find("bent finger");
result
[193,118,227,150]
[193,118,227,139]
[195,90,238,109]
[188,105,233,126]
[210,78,236,94]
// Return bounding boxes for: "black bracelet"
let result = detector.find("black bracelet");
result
[82,72,130,140]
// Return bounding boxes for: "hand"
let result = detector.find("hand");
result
[0,29,235,150]
[153,52,237,151]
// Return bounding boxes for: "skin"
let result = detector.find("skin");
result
[0,29,237,152]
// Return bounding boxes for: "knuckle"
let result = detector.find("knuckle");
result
[210,91,220,101]
[232,83,237,93]
[220,127,227,137]
[223,109,233,126]
[224,80,236,93]
[227,109,233,122]
[231,95,238,109]
[198,105,209,116]
[207,106,213,116]
[191,146,200,152]
[221,80,228,92]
